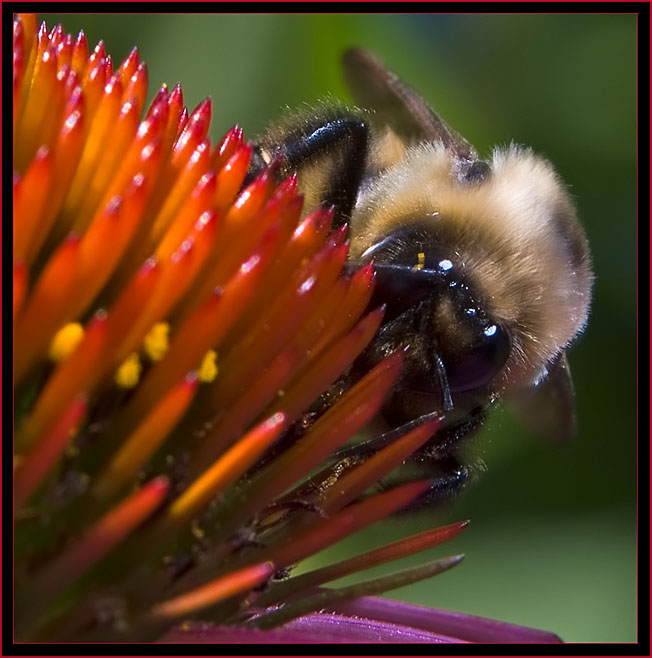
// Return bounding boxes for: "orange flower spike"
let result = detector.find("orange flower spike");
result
[162,83,184,155]
[104,54,114,78]
[247,173,299,246]
[260,520,469,607]
[40,107,85,248]
[55,32,73,71]
[151,98,210,205]
[161,207,219,296]
[14,45,57,172]
[202,173,280,291]
[319,417,443,514]
[145,88,171,135]
[69,75,124,233]
[17,12,37,42]
[211,124,243,172]
[266,174,301,244]
[76,95,141,225]
[265,482,432,570]
[70,30,88,78]
[74,196,126,311]
[210,270,322,412]
[288,276,349,372]
[190,349,300,471]
[73,175,150,319]
[13,17,35,112]
[118,46,139,88]
[99,142,165,293]
[223,202,330,347]
[274,205,335,281]
[168,413,287,528]
[173,98,212,163]
[149,562,273,622]
[251,221,341,317]
[93,375,199,501]
[173,106,189,144]
[221,164,270,235]
[265,306,386,424]
[122,62,147,115]
[99,112,166,215]
[118,202,220,365]
[235,193,313,309]
[145,85,169,121]
[31,476,170,610]
[119,242,264,438]
[14,394,88,511]
[13,66,24,138]
[100,258,161,374]
[15,311,108,453]
[13,19,25,126]
[14,235,81,383]
[216,353,404,538]
[274,170,299,203]
[148,139,212,249]
[119,96,175,232]
[48,23,64,48]
[173,207,281,329]
[13,14,30,45]
[12,16,25,62]
[214,142,252,211]
[13,146,52,264]
[310,262,376,355]
[156,169,217,260]
[13,262,27,321]
[18,20,46,107]
[318,240,350,289]
[35,21,49,58]
[116,239,198,361]
[268,239,350,354]
[33,62,70,161]
[88,39,106,69]
[343,261,377,322]
[80,58,107,124]
[62,69,82,107]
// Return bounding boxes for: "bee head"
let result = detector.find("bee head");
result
[354,222,512,428]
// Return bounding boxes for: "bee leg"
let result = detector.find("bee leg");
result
[375,453,470,513]
[407,454,470,511]
[266,113,369,227]
[260,499,329,520]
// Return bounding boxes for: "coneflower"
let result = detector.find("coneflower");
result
[13,14,561,644]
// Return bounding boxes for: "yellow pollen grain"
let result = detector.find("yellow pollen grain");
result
[115,353,142,389]
[413,252,426,271]
[191,521,205,540]
[144,322,170,361]
[198,350,218,383]
[49,323,84,362]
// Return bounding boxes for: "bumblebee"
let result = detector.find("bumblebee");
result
[249,49,593,503]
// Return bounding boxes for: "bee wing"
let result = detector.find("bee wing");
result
[342,47,478,162]
[508,351,578,442]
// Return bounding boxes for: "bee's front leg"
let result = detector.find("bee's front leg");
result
[251,111,370,228]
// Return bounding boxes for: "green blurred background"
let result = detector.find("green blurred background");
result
[40,13,638,643]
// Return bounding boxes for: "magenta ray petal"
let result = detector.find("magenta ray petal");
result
[327,596,563,644]
[160,614,466,643]
[278,612,466,643]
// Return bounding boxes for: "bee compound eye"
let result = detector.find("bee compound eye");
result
[445,322,512,393]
